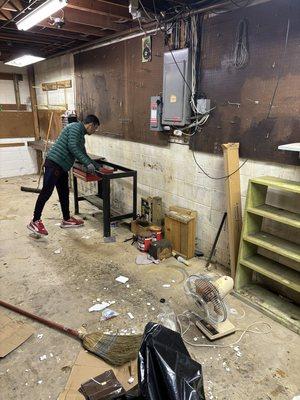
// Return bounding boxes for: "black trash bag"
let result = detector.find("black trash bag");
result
[121,386,142,400]
[138,322,206,400]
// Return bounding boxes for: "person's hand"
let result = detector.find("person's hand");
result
[87,163,96,174]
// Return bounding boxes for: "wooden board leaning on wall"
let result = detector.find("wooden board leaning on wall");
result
[0,112,34,138]
[37,110,63,141]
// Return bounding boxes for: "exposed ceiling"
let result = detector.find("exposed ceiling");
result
[0,0,136,62]
[0,0,230,63]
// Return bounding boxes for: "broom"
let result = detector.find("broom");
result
[0,299,142,366]
[21,112,54,194]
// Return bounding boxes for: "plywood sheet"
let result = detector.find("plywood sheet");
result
[0,111,34,138]
[37,109,63,141]
[74,32,168,147]
[190,0,300,165]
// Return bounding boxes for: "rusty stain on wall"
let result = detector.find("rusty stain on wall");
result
[191,0,300,165]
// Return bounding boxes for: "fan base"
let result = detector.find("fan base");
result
[195,318,236,341]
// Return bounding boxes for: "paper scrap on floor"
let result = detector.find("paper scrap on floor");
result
[88,301,115,312]
[0,311,35,358]
[57,349,137,400]
[115,276,129,284]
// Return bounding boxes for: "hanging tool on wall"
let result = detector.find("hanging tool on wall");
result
[20,112,54,193]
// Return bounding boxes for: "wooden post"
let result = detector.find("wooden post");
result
[27,65,40,140]
[27,65,42,170]
[12,74,21,110]
[222,143,242,278]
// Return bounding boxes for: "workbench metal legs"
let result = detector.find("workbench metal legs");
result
[72,168,137,239]
[73,173,79,215]
[102,177,111,238]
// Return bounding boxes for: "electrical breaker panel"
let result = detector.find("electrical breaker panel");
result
[150,96,163,131]
[162,48,191,127]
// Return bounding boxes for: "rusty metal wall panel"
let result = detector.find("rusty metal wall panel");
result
[191,0,300,165]
[74,32,168,146]
[75,42,126,138]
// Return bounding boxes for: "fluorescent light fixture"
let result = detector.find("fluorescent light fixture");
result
[16,0,67,31]
[5,55,45,67]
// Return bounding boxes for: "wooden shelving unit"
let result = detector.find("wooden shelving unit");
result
[235,176,300,334]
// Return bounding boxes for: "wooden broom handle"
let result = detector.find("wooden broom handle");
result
[0,299,80,338]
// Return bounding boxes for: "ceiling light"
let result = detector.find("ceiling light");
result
[16,0,67,31]
[5,55,45,67]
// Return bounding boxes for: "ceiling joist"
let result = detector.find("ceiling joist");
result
[38,20,110,37]
[67,0,130,20]
[63,8,128,31]
[0,0,136,62]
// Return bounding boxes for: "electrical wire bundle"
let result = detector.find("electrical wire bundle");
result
[137,0,249,179]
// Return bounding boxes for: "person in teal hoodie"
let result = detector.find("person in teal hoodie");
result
[28,115,100,236]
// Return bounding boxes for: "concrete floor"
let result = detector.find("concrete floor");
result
[0,175,299,400]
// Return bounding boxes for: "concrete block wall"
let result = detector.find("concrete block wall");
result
[33,54,300,268]
[0,138,37,178]
[85,135,300,267]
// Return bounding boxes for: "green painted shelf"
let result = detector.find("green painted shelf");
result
[235,176,300,334]
[234,284,300,334]
[240,255,300,292]
[245,232,300,262]
[247,204,300,229]
[251,176,300,194]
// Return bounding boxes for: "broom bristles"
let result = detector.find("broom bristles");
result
[82,331,142,366]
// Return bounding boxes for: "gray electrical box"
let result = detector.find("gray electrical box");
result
[162,48,191,126]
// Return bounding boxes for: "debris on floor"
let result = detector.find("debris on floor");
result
[0,311,34,358]
[57,350,138,399]
[100,308,119,321]
[79,370,126,399]
[115,275,129,284]
[135,254,159,265]
[88,301,115,313]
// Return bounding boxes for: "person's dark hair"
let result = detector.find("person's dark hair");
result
[83,115,100,126]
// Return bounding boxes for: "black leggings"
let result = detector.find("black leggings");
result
[33,159,70,221]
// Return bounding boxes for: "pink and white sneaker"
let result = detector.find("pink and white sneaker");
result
[27,220,48,236]
[60,216,84,229]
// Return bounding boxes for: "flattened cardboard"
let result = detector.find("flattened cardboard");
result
[0,312,34,357]
[58,350,137,400]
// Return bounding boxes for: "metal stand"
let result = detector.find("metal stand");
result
[72,161,137,238]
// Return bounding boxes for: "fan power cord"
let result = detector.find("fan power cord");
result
[177,312,272,348]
